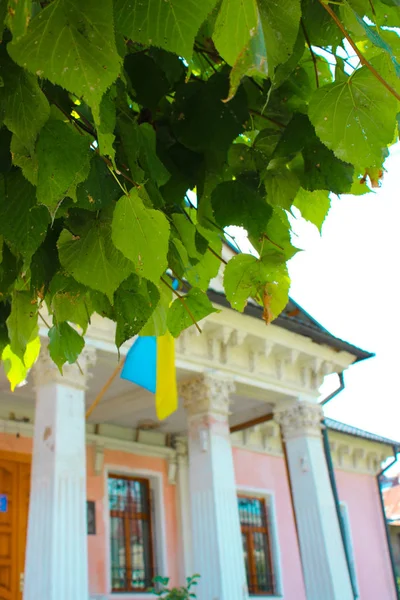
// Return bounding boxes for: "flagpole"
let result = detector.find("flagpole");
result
[85,357,125,420]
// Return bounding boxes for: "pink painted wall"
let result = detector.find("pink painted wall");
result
[0,431,33,454]
[87,447,179,598]
[232,447,307,600]
[335,469,396,600]
[0,433,179,599]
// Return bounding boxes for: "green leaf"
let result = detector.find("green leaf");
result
[124,53,170,111]
[167,287,218,337]
[264,167,300,209]
[223,251,289,317]
[48,321,84,372]
[308,65,398,169]
[8,0,121,118]
[114,275,159,348]
[0,170,50,265]
[6,290,38,359]
[10,135,38,185]
[48,273,92,332]
[0,47,50,151]
[172,214,200,260]
[138,123,170,187]
[111,188,170,284]
[293,188,331,232]
[173,73,248,155]
[36,120,92,215]
[75,154,120,211]
[96,87,117,163]
[0,243,18,296]
[212,180,273,240]
[0,301,11,357]
[300,138,354,195]
[114,0,218,60]
[2,344,26,391]
[58,211,134,301]
[353,12,400,77]
[140,282,171,337]
[213,0,301,84]
[6,0,32,39]
[185,223,222,291]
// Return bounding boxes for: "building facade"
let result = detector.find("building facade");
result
[0,286,397,600]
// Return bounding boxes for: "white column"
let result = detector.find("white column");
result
[175,437,193,582]
[275,402,353,600]
[180,374,248,600]
[24,346,96,600]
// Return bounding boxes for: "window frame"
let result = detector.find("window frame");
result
[237,486,283,600]
[105,466,168,599]
[108,473,155,593]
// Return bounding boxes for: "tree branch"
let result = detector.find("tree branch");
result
[301,18,319,88]
[161,277,202,334]
[318,0,400,102]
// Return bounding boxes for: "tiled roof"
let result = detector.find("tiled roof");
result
[383,485,400,525]
[325,418,400,447]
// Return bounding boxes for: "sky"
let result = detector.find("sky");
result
[230,143,400,443]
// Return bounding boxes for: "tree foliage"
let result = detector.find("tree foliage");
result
[0,0,399,387]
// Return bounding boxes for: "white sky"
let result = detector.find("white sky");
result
[230,143,400,443]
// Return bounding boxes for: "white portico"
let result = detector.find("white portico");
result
[0,288,373,600]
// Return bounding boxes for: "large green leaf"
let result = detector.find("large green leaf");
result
[6,290,38,359]
[48,273,92,332]
[114,275,159,348]
[0,170,49,266]
[140,282,171,337]
[264,167,300,210]
[293,188,331,232]
[58,211,134,301]
[111,188,170,284]
[8,0,121,118]
[213,0,301,88]
[223,251,289,318]
[212,180,273,240]
[114,0,218,60]
[96,87,117,163]
[48,321,84,372]
[173,73,248,155]
[308,65,398,169]
[0,47,49,151]
[138,123,170,187]
[10,135,38,185]
[75,154,120,211]
[167,287,219,337]
[36,120,92,215]
[6,0,32,39]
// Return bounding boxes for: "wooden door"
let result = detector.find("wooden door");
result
[0,453,30,600]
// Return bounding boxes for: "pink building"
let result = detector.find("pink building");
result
[0,288,398,600]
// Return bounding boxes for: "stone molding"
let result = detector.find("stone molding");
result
[275,402,323,440]
[179,373,235,418]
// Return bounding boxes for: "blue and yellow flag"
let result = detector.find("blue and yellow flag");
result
[121,332,178,421]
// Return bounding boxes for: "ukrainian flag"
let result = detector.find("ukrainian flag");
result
[121,332,178,421]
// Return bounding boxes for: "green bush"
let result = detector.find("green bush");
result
[151,575,200,599]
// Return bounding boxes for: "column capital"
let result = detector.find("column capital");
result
[33,344,97,390]
[275,402,323,440]
[179,373,235,418]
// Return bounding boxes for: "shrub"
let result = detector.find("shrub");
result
[151,574,200,599]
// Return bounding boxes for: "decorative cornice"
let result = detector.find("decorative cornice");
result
[275,402,323,440]
[33,345,97,390]
[179,373,235,418]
